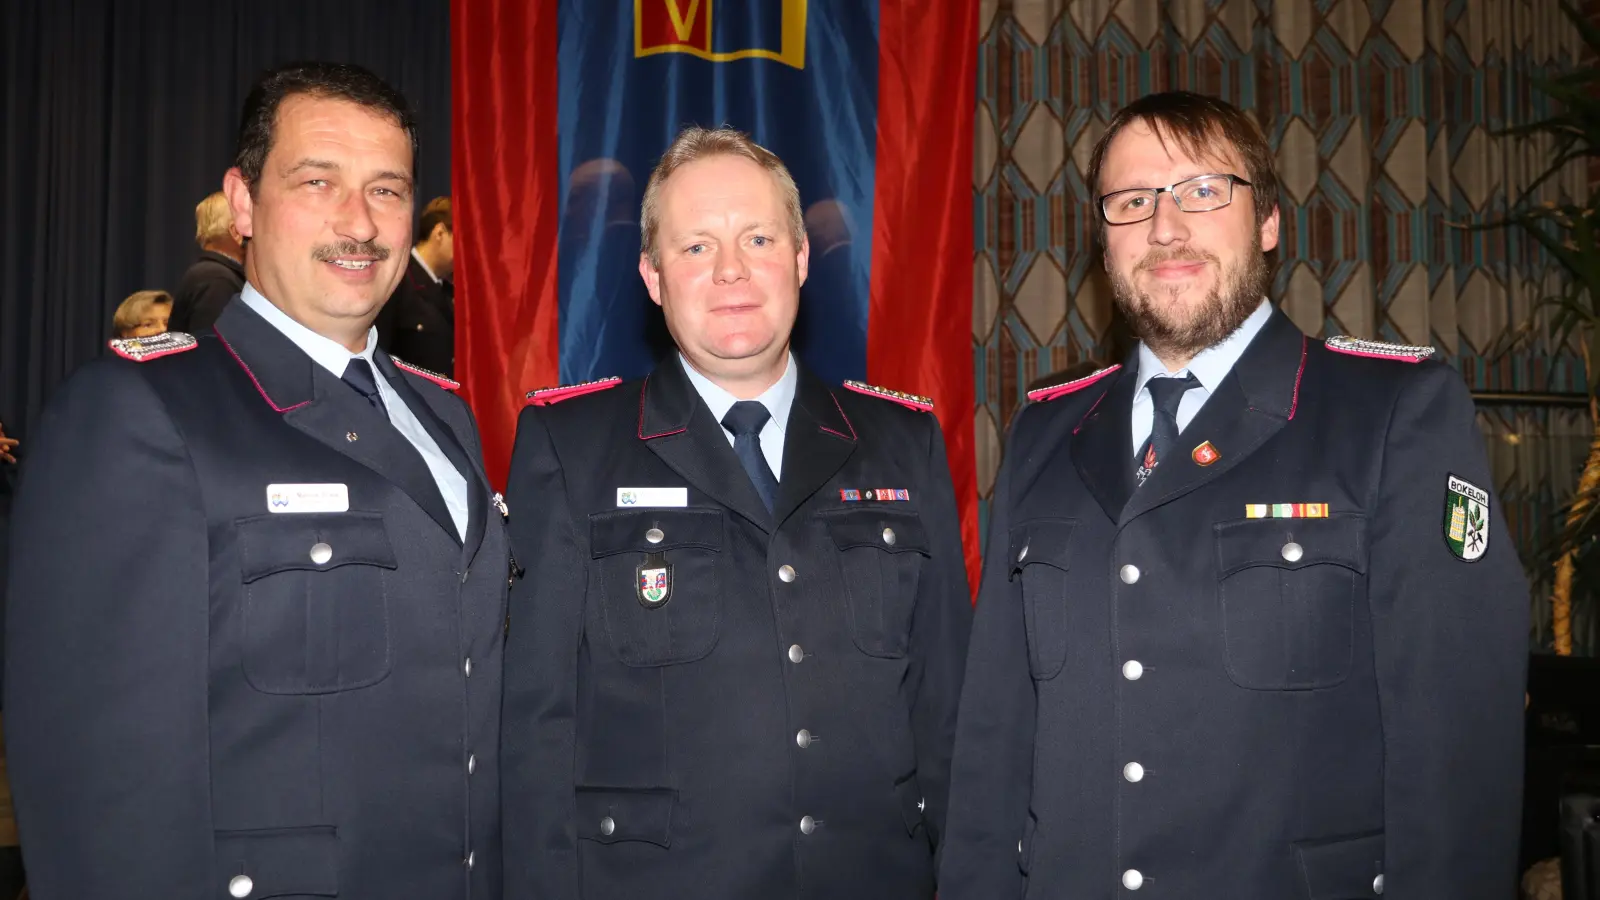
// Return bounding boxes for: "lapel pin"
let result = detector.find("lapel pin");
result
[492,492,509,519]
[346,431,359,442]
[1192,441,1219,466]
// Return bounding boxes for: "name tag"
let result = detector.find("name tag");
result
[267,483,351,514]
[617,487,688,508]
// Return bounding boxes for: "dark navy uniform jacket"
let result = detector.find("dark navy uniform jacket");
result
[939,308,1528,900]
[501,358,972,900]
[4,299,506,899]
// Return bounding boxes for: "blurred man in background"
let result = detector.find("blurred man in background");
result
[169,191,245,332]
[377,195,454,376]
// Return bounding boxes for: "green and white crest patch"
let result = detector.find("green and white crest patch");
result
[1443,474,1490,562]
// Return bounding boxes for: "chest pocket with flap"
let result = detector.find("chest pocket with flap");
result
[1214,514,1367,691]
[819,507,930,658]
[1009,519,1074,680]
[237,512,397,695]
[590,507,725,667]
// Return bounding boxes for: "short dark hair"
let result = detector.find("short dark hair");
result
[416,196,452,245]
[1086,91,1279,245]
[233,61,418,192]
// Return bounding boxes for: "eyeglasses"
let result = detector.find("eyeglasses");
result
[1099,174,1253,225]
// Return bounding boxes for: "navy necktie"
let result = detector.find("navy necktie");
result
[1135,373,1200,487]
[342,358,387,414]
[722,400,778,514]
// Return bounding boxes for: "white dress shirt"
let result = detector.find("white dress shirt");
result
[242,283,469,539]
[680,353,798,480]
[1130,298,1273,457]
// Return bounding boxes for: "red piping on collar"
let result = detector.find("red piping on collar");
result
[215,325,310,414]
[1072,386,1112,435]
[819,390,858,441]
[638,376,687,440]
[1287,335,1307,420]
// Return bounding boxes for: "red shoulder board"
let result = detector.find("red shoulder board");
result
[526,376,623,406]
[842,380,933,412]
[1027,364,1122,402]
[1325,336,1435,363]
[392,358,460,391]
[109,331,197,362]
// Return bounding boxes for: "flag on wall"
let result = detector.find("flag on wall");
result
[453,0,980,586]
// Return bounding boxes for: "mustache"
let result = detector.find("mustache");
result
[312,240,391,262]
[1136,247,1216,271]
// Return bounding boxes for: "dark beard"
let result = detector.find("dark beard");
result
[1108,239,1271,363]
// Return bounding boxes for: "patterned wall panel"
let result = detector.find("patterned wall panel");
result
[974,0,1588,554]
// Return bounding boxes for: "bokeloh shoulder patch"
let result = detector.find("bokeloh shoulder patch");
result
[1325,336,1436,363]
[109,331,197,362]
[842,380,934,412]
[392,357,460,391]
[1027,364,1122,402]
[1443,473,1490,562]
[526,376,623,406]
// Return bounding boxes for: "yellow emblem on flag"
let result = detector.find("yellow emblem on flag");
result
[635,0,808,69]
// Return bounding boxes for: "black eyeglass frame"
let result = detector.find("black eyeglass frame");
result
[1098,173,1255,225]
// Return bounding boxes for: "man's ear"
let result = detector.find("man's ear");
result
[639,253,663,306]
[222,168,255,240]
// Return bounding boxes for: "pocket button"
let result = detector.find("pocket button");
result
[309,542,333,565]
[1281,541,1304,562]
[228,875,254,898]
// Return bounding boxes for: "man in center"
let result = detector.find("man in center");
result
[501,126,972,900]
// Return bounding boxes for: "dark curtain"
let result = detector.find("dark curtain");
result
[0,0,452,444]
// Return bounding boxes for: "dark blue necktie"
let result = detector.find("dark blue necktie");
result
[722,400,778,514]
[1135,373,1199,487]
[343,358,387,414]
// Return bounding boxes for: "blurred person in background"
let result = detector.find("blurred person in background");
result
[169,191,246,333]
[377,195,454,376]
[111,290,172,339]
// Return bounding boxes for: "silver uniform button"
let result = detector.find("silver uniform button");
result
[917,798,926,812]
[1281,541,1304,562]
[463,657,473,677]
[796,729,813,749]
[1373,874,1384,894]
[1122,660,1144,680]
[1120,564,1140,584]
[1018,544,1029,562]
[882,527,897,546]
[467,754,477,775]
[1123,762,1145,782]
[309,542,333,565]
[465,851,475,869]
[1122,869,1144,890]
[787,644,805,664]
[778,565,796,583]
[799,815,816,835]
[645,527,664,544]
[600,816,616,836]
[228,874,254,898]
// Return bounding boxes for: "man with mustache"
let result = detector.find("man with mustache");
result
[5,62,507,898]
[939,91,1528,899]
[500,126,972,899]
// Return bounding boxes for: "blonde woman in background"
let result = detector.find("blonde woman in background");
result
[111,290,172,339]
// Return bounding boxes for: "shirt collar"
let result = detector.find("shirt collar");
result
[1135,298,1273,396]
[240,282,377,379]
[411,247,441,284]
[679,352,798,436]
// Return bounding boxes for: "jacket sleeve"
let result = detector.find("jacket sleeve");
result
[907,415,974,859]
[1367,363,1527,899]
[501,406,585,900]
[4,361,213,899]
[937,414,1036,899]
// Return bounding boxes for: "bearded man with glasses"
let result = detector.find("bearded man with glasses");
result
[939,91,1527,900]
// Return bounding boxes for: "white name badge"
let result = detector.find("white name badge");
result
[617,487,688,508]
[267,483,351,514]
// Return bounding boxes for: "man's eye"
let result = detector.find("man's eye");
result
[751,236,770,247]
[1121,194,1148,210]
[686,244,706,255]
